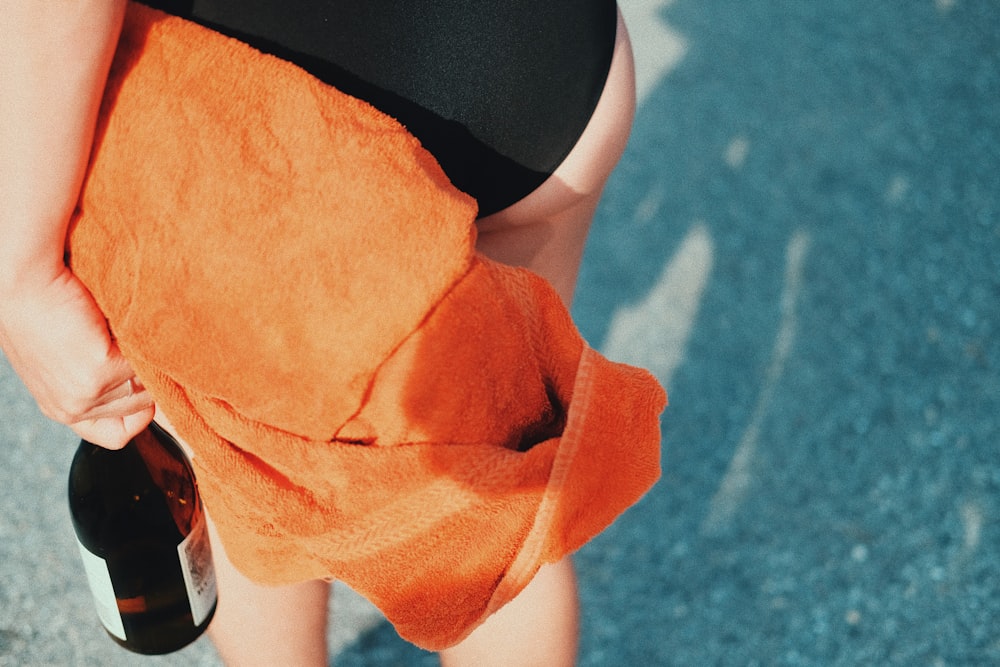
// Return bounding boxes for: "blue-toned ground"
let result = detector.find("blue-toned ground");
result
[2,0,997,665]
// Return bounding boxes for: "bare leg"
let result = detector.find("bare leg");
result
[204,517,330,666]
[439,558,580,667]
[442,9,636,667]
[154,413,331,666]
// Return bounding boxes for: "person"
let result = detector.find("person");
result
[0,1,636,664]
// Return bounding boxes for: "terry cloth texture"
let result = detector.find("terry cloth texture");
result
[68,2,666,650]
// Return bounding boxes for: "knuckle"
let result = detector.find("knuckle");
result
[64,397,96,422]
[37,403,68,424]
[46,393,96,426]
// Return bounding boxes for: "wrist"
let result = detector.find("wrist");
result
[0,200,77,289]
[0,248,70,301]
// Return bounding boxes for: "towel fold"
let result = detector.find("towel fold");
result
[67,2,666,650]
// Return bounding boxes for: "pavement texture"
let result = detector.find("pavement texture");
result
[2,0,998,665]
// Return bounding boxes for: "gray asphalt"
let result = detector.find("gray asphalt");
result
[2,0,998,665]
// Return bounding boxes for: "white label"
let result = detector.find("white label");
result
[177,515,217,626]
[76,541,127,641]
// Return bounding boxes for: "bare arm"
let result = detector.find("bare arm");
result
[0,0,154,448]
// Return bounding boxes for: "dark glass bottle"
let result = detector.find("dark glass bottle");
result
[68,422,217,654]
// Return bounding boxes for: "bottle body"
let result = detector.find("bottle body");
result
[68,422,217,655]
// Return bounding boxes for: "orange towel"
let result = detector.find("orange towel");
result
[68,3,666,650]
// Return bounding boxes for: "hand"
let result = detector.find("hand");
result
[0,266,154,449]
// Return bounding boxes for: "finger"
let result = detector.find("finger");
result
[72,405,156,450]
[64,373,154,425]
[78,386,155,423]
[97,342,143,397]
[45,357,143,422]
[103,375,146,403]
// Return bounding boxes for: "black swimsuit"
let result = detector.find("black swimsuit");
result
[143,0,618,216]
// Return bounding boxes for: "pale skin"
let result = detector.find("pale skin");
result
[0,2,636,664]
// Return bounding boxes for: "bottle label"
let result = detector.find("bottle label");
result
[177,514,217,626]
[76,541,127,641]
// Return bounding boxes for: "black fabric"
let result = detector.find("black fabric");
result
[141,0,617,216]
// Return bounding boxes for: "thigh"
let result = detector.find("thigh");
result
[204,514,331,666]
[439,556,580,667]
[155,411,331,666]
[475,7,636,305]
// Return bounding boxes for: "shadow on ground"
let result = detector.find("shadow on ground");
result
[2,1,997,666]
[570,0,1000,665]
[333,2,1000,664]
